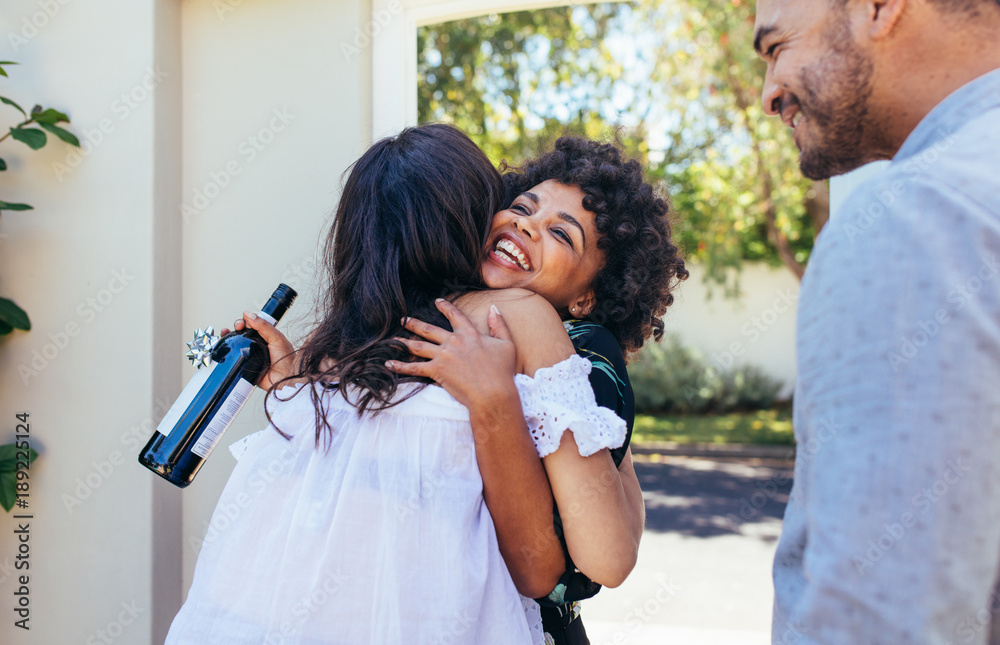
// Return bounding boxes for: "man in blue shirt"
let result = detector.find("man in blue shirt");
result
[752,0,1000,642]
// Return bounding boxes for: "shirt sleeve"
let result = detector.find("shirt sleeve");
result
[774,172,1000,644]
[567,322,635,467]
[513,355,627,458]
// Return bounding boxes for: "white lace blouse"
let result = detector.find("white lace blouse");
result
[165,354,625,645]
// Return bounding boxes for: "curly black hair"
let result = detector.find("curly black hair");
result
[501,136,688,358]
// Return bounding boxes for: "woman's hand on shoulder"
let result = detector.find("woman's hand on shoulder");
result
[487,290,575,377]
[386,299,519,411]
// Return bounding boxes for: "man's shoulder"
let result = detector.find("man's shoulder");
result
[820,149,999,266]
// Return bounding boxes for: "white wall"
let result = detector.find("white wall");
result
[177,0,373,600]
[665,262,800,398]
[0,1,371,643]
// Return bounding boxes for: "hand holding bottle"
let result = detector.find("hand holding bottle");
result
[140,284,297,487]
[221,311,300,391]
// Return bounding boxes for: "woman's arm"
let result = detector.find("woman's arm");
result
[387,295,569,598]
[542,441,643,588]
[389,294,643,591]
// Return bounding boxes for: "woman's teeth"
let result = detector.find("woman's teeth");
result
[495,239,531,270]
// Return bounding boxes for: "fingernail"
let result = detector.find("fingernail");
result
[490,305,501,316]
[245,311,257,320]
[436,298,445,303]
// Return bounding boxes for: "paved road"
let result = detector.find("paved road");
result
[578,453,794,645]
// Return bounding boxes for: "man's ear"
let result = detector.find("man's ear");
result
[571,290,598,318]
[864,0,910,40]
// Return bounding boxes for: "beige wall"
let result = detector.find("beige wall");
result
[665,263,801,399]
[0,0,371,642]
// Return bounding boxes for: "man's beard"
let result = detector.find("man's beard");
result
[792,17,882,180]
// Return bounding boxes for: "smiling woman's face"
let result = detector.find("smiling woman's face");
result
[481,179,604,316]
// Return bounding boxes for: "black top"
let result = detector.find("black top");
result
[535,319,635,608]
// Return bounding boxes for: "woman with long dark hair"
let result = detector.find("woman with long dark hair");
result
[165,124,628,644]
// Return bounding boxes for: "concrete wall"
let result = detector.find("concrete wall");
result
[664,262,800,399]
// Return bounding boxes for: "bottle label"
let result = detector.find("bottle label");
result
[190,378,256,459]
[157,363,219,436]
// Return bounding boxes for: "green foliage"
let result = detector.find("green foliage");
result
[0,60,80,336]
[629,335,784,414]
[631,408,794,445]
[0,443,38,512]
[417,1,827,297]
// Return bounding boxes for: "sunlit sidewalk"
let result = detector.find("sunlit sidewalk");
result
[576,455,791,645]
[586,622,770,645]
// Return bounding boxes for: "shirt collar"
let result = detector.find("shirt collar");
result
[894,67,1000,163]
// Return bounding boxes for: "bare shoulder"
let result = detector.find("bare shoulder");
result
[457,289,574,375]
[456,289,560,331]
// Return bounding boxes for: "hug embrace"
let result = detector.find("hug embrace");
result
[164,0,1000,640]
[165,124,687,645]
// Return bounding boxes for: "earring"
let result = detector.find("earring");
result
[571,306,577,314]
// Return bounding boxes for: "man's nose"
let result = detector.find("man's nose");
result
[761,70,783,117]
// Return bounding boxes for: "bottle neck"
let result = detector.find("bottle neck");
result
[259,284,297,326]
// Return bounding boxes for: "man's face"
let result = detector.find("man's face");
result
[754,0,882,179]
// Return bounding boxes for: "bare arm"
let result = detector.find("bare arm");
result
[387,296,567,597]
[389,293,644,591]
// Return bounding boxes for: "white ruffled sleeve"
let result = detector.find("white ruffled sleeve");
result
[514,354,627,458]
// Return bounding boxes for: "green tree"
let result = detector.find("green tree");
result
[1,60,81,335]
[417,0,828,296]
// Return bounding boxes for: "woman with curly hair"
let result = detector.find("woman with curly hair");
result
[390,135,688,644]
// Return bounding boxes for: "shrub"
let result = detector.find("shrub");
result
[629,335,784,414]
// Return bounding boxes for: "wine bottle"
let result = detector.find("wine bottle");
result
[139,283,297,488]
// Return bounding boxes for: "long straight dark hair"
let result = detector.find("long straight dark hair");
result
[268,123,504,450]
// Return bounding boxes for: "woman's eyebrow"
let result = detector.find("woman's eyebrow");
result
[558,212,587,249]
[522,191,586,248]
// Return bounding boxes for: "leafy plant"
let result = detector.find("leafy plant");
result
[629,335,784,414]
[0,60,80,336]
[0,443,38,512]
